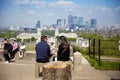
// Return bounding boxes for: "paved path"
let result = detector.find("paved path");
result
[0,53,119,80]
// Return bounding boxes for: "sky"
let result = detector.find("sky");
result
[0,0,120,27]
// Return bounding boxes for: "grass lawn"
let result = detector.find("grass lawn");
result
[85,56,120,70]
[26,44,35,51]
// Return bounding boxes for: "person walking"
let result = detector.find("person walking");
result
[35,36,50,63]
[57,36,70,61]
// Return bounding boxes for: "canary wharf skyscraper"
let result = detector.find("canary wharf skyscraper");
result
[90,19,97,29]
[36,20,41,28]
[68,14,73,29]
[78,17,83,26]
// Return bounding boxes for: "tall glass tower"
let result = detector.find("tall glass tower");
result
[68,14,73,29]
[36,20,41,28]
[90,19,97,29]
[78,17,83,26]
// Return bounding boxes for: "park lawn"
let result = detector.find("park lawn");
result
[26,44,35,51]
[86,56,120,70]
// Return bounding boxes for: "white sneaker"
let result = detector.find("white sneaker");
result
[4,61,9,63]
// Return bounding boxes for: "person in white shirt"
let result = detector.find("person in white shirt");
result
[18,42,26,59]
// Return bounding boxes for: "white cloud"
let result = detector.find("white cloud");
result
[49,0,75,7]
[65,8,75,12]
[13,0,47,8]
[31,0,47,8]
[13,0,30,5]
[115,6,120,11]
[28,10,36,15]
[46,13,55,17]
[95,7,111,11]
[95,7,113,16]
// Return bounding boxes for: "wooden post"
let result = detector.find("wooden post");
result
[42,61,72,80]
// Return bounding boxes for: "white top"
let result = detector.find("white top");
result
[20,45,26,49]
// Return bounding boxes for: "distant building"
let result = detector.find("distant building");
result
[23,27,37,32]
[68,14,84,30]
[68,14,73,29]
[76,37,89,47]
[85,21,90,30]
[78,17,83,26]
[36,20,41,28]
[55,29,78,38]
[90,19,97,30]
[56,19,66,29]
[17,28,41,41]
[9,26,20,31]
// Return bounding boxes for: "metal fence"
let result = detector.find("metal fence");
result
[88,39,120,66]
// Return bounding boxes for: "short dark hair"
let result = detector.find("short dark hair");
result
[4,37,7,41]
[41,36,47,41]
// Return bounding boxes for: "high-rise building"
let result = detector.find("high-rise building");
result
[68,14,73,29]
[36,20,41,28]
[90,19,97,29]
[57,19,61,27]
[85,21,90,30]
[78,17,83,26]
[73,16,78,26]
[57,19,66,29]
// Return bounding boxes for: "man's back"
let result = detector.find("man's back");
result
[36,41,50,62]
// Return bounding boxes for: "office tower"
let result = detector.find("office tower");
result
[57,19,66,29]
[90,19,97,29]
[73,16,78,26]
[78,17,83,26]
[68,14,73,29]
[36,20,41,28]
[57,19,61,27]
[85,21,90,30]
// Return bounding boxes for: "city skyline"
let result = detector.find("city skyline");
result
[0,0,120,27]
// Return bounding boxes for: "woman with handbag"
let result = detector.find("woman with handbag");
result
[57,36,70,61]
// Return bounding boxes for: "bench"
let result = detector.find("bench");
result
[35,62,48,78]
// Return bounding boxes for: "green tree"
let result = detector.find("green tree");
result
[31,37,36,42]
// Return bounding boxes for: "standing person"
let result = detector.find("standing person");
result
[2,38,11,63]
[35,36,50,63]
[10,39,19,59]
[18,42,26,59]
[57,36,70,61]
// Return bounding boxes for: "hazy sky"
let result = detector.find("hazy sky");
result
[0,0,120,27]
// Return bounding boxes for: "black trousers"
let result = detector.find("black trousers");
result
[3,53,10,61]
[10,48,18,59]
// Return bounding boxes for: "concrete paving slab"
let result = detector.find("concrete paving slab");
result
[0,53,118,80]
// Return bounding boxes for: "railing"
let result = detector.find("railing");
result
[88,38,120,70]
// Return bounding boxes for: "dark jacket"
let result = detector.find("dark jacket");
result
[57,44,70,61]
[35,41,50,62]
